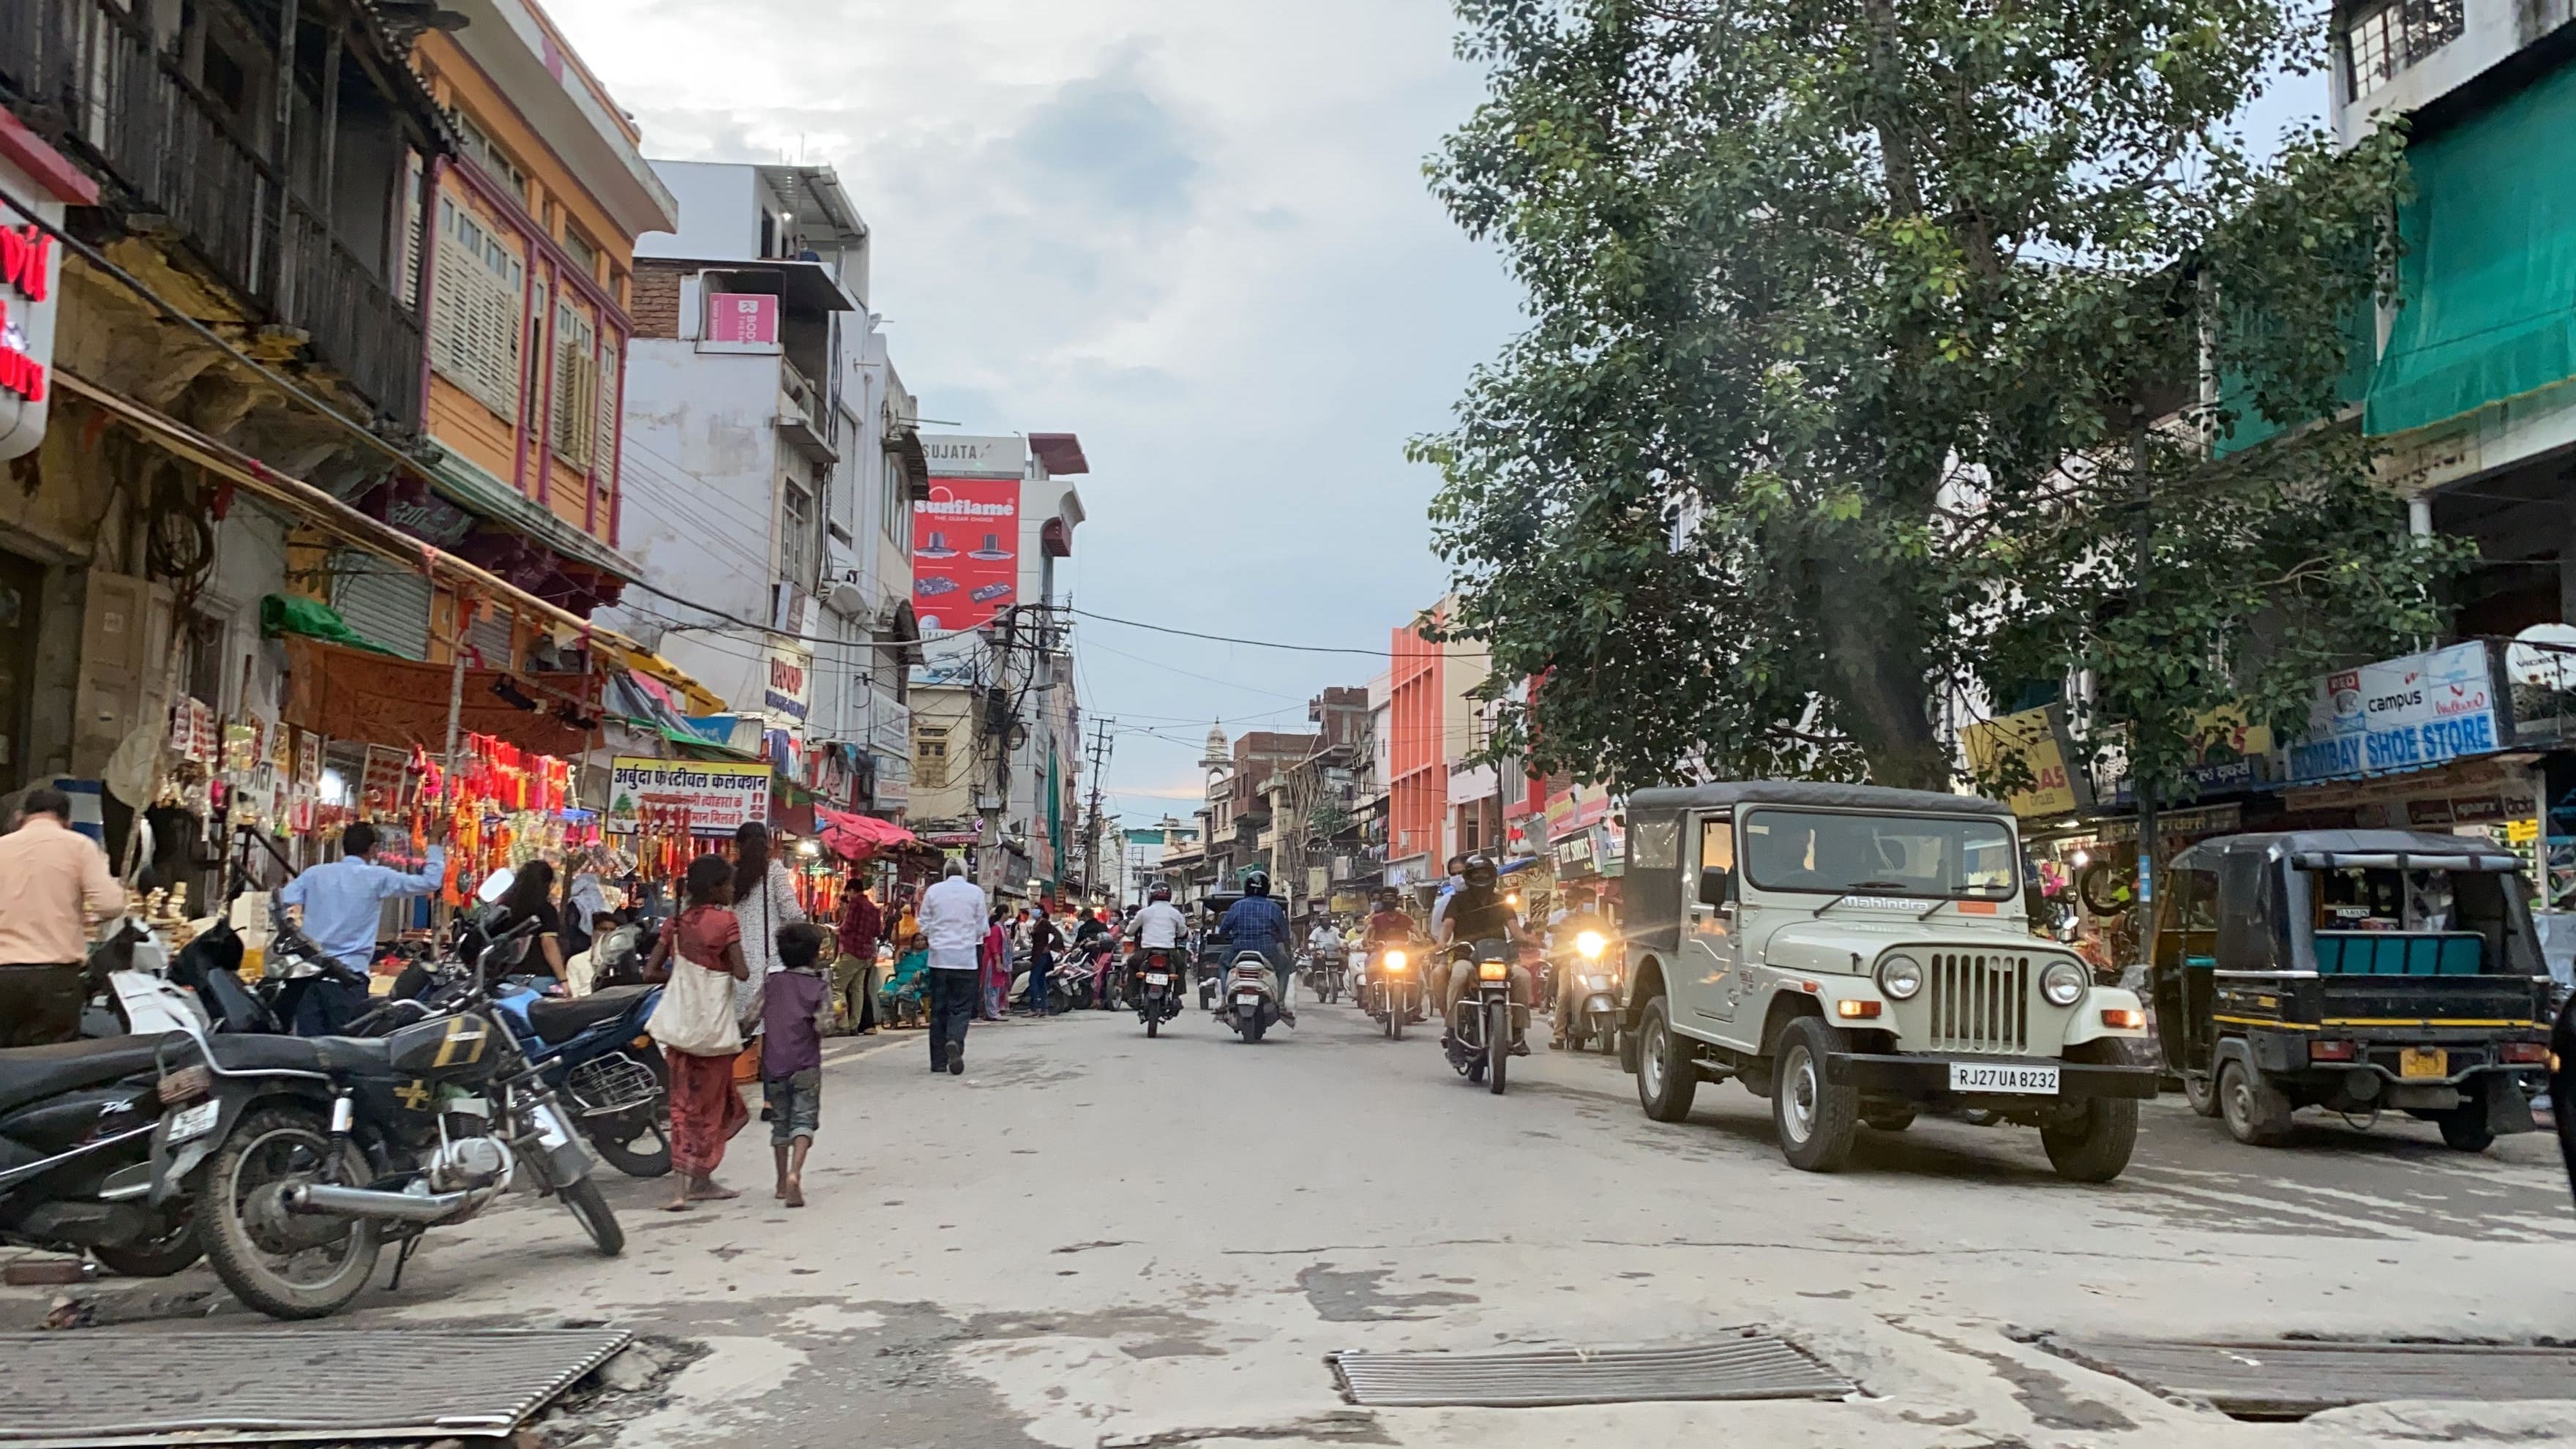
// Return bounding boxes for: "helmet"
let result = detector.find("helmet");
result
[1463,853,1499,888]
[1243,870,1272,898]
[1150,884,1172,902]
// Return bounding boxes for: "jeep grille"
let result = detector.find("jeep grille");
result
[1925,953,2030,1055]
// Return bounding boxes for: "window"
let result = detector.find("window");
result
[2345,0,2463,98]
[1740,809,2018,898]
[781,479,816,587]
[563,228,599,277]
[453,113,528,203]
[593,337,620,482]
[429,199,525,420]
[881,453,906,546]
[916,727,951,789]
[524,303,548,435]
[551,304,599,468]
[1697,815,1734,876]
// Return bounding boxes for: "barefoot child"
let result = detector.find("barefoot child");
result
[763,923,834,1208]
[644,855,751,1211]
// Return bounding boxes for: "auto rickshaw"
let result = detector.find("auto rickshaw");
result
[2147,830,2555,1150]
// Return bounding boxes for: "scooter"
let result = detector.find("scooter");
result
[1222,952,1284,1044]
[487,981,671,1177]
[1554,928,1622,1055]
[1131,946,1186,1038]
[1444,940,1527,1095]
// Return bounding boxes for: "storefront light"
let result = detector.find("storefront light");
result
[318,768,350,807]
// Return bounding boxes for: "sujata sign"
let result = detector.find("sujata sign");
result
[605,757,773,836]
[912,475,1019,632]
[2288,642,2504,783]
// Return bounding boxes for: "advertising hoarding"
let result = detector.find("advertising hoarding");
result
[2287,642,2504,785]
[606,757,774,836]
[913,475,1019,633]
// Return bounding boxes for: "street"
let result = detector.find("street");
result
[18,1000,2576,1448]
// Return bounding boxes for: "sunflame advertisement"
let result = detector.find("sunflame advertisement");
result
[913,476,1020,633]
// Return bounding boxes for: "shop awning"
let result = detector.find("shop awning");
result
[816,805,919,861]
[417,443,643,584]
[282,635,598,760]
[259,594,401,657]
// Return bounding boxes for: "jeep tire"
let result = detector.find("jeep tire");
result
[2041,1098,2139,1182]
[1772,1016,1859,1172]
[1635,995,1698,1123]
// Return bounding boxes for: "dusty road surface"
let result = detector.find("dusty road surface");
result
[15,1000,2576,1448]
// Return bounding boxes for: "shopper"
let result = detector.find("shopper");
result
[498,859,569,984]
[763,923,833,1208]
[981,906,1010,1019]
[1026,907,1063,1014]
[275,820,443,1036]
[730,822,807,1049]
[0,787,125,1046]
[644,855,751,1211]
[834,881,883,1035]
[918,858,987,1074]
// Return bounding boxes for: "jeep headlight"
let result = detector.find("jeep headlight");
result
[2040,959,2087,1008]
[1876,954,1924,1000]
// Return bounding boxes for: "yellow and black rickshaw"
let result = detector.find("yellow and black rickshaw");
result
[2148,830,2555,1150]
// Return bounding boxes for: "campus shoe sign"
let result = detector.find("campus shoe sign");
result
[2288,642,2506,785]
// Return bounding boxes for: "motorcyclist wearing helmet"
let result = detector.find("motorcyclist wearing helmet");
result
[1218,870,1295,1025]
[1437,854,1530,1054]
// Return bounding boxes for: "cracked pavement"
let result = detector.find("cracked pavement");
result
[15,1003,2576,1447]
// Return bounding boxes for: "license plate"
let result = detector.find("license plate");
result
[1236,993,1262,1008]
[531,1104,572,1150]
[166,1100,220,1144]
[1145,973,1170,986]
[1949,1062,2060,1095]
[2400,1047,2449,1080]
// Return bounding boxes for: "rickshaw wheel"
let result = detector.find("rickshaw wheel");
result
[2217,1059,2294,1145]
[2182,1070,2222,1118]
[2435,1104,2496,1153]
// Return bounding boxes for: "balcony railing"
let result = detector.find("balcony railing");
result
[0,0,424,430]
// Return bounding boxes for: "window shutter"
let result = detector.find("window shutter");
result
[594,339,620,484]
[332,555,432,661]
[429,208,523,422]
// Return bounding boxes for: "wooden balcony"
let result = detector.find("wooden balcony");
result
[0,0,435,430]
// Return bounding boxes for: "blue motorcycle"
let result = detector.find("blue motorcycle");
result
[488,981,673,1178]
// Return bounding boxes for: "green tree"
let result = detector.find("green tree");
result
[1418,0,2460,797]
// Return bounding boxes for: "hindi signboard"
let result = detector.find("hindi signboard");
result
[606,757,773,836]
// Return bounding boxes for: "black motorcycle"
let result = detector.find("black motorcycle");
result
[0,1036,205,1278]
[1363,943,1423,1041]
[1442,940,1524,1095]
[149,916,622,1319]
[1131,946,1186,1038]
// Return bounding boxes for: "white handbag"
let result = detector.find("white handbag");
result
[649,949,743,1057]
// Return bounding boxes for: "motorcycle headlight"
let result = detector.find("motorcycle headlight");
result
[1478,960,1510,981]
[1384,951,1406,972]
[2040,959,2087,1008]
[1876,954,1924,1000]
[1576,930,1607,960]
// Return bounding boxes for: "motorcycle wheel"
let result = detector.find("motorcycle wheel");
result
[1241,1013,1267,1044]
[91,1210,202,1278]
[198,1105,381,1321]
[1388,998,1402,1041]
[586,1051,674,1179]
[1488,1000,1509,1096]
[558,1177,625,1257]
[1147,1014,1159,1039]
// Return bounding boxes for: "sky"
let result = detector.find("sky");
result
[542,0,1525,824]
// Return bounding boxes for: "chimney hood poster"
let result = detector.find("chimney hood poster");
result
[913,476,1019,632]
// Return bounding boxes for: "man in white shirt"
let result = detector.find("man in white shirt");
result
[918,858,988,1075]
[1124,886,1188,1010]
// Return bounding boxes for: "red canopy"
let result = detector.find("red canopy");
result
[816,805,918,861]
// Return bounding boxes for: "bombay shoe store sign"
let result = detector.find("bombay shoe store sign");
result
[2288,642,2506,785]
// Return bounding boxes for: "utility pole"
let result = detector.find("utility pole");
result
[2130,408,2159,976]
[1082,716,1114,906]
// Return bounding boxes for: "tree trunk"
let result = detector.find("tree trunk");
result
[1811,548,1946,789]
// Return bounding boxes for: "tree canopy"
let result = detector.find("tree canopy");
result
[1418,0,2461,798]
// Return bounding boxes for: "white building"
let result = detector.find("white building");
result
[602,161,925,815]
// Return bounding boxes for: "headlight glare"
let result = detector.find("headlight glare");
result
[1384,951,1405,971]
[2041,960,2087,1007]
[1575,930,1607,960]
[1876,954,1924,1000]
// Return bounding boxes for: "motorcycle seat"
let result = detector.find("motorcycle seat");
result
[205,1033,394,1075]
[527,985,653,1042]
[0,1036,166,1115]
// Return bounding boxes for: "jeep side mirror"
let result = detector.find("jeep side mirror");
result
[1698,866,1732,908]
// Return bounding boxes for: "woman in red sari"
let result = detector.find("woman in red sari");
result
[646,855,751,1210]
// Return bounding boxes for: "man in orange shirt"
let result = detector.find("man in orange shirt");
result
[0,787,126,1046]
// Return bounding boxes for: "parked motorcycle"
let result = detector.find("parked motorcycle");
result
[1222,952,1284,1044]
[1131,946,1186,1038]
[0,1023,205,1279]
[1443,940,1526,1095]
[149,913,623,1320]
[1364,945,1421,1041]
[487,981,670,1177]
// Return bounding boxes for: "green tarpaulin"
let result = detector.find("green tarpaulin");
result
[258,594,401,657]
[2366,61,2576,435]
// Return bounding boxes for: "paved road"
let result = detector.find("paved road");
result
[17,1000,2576,1446]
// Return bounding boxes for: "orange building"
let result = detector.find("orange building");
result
[389,0,677,662]
[1386,608,1445,880]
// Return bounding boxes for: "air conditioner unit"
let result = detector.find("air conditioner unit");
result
[825,580,867,618]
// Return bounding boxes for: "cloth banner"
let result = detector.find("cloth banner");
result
[282,636,595,761]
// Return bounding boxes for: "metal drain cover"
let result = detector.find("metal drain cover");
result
[1330,1336,1854,1408]
[2040,1337,2576,1421]
[0,1327,633,1446]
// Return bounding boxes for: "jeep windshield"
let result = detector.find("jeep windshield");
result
[1740,808,2018,899]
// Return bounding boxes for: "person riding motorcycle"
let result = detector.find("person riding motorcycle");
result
[1218,871,1295,1025]
[1437,854,1530,1054]
[1549,898,1617,1049]
[1358,888,1422,1016]
[1127,886,1189,996]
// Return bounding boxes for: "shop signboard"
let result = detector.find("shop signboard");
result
[1961,705,2092,817]
[0,153,78,461]
[606,756,773,836]
[703,292,778,346]
[912,473,1020,634]
[761,642,812,724]
[2288,642,2505,785]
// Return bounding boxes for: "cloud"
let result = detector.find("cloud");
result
[545,0,1525,817]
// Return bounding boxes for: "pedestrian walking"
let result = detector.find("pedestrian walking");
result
[919,858,987,1074]
[644,855,752,1211]
[0,787,126,1046]
[763,923,833,1209]
[981,907,1010,1019]
[1026,908,1063,1014]
[273,820,443,1036]
[834,880,883,1035]
[730,823,806,1067]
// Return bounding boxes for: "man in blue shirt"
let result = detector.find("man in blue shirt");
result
[277,821,444,1036]
[1218,870,1294,1025]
